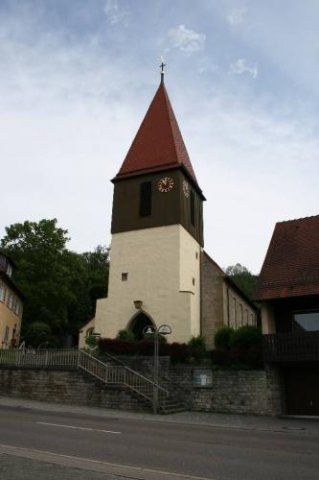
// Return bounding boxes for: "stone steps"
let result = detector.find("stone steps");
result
[95,353,188,414]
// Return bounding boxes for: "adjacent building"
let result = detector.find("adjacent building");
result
[202,253,257,348]
[89,74,257,347]
[0,253,24,349]
[255,215,319,415]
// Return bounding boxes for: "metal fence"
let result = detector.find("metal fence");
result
[0,348,79,367]
[0,348,169,405]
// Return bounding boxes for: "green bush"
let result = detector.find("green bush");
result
[143,332,167,343]
[25,322,52,347]
[116,329,136,342]
[214,326,234,350]
[212,325,263,369]
[230,325,262,350]
[85,334,98,349]
[188,336,207,362]
[188,335,206,349]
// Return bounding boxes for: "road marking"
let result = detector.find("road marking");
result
[36,421,121,434]
[0,443,214,480]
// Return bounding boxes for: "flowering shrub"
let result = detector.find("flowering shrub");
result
[98,337,195,363]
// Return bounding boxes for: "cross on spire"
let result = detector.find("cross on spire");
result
[160,56,166,83]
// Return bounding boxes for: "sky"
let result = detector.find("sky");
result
[1,0,319,274]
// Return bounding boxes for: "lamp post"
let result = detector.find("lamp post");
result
[143,323,172,414]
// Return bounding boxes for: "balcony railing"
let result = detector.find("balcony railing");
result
[263,332,319,363]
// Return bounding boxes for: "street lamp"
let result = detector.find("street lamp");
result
[143,323,172,414]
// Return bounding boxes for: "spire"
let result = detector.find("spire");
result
[160,56,165,84]
[115,79,197,183]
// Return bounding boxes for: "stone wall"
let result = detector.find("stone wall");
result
[200,252,258,349]
[111,356,283,415]
[116,356,171,377]
[0,367,151,412]
[194,369,282,416]
[0,364,283,416]
[169,365,283,416]
[200,252,224,349]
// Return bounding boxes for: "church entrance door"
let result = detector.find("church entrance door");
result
[129,312,154,340]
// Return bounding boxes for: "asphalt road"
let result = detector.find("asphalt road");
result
[0,406,319,480]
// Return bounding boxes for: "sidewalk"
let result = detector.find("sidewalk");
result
[1,395,319,435]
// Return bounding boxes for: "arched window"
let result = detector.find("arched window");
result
[86,327,94,337]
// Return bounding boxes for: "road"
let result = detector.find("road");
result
[0,406,319,480]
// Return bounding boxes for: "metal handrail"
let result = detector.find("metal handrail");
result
[0,348,169,405]
[78,350,169,400]
[100,349,187,397]
[0,348,79,367]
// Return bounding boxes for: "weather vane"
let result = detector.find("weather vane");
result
[160,55,166,83]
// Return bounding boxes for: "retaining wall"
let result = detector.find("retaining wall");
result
[0,363,283,416]
[170,366,283,416]
[0,367,150,412]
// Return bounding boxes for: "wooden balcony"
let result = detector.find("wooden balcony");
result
[263,332,319,363]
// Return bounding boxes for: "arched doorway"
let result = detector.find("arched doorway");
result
[129,312,154,340]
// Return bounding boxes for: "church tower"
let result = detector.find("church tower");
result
[94,72,205,343]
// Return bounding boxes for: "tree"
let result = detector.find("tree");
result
[226,263,257,299]
[1,219,71,341]
[1,219,109,346]
[82,246,109,315]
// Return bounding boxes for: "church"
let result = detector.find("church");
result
[80,70,257,349]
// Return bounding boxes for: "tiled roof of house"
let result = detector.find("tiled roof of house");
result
[255,215,319,300]
[115,81,197,183]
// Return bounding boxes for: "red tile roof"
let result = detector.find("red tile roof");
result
[255,215,319,300]
[115,81,197,183]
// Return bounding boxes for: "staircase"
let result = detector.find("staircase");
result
[0,348,187,414]
[94,350,188,414]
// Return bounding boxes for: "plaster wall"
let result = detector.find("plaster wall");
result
[78,318,96,349]
[261,303,276,334]
[94,225,200,343]
[0,281,22,349]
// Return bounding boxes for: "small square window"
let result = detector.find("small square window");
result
[121,273,128,281]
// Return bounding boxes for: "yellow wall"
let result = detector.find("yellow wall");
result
[0,280,23,349]
[94,224,201,343]
[78,318,95,349]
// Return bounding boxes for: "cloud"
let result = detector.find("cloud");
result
[227,7,246,26]
[104,0,129,25]
[230,58,258,78]
[167,24,206,53]
[181,88,319,272]
[1,1,319,275]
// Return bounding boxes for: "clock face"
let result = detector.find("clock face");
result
[157,176,174,193]
[182,180,190,198]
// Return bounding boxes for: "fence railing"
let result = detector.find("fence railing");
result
[78,350,169,402]
[263,332,319,363]
[0,348,169,405]
[0,348,79,368]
